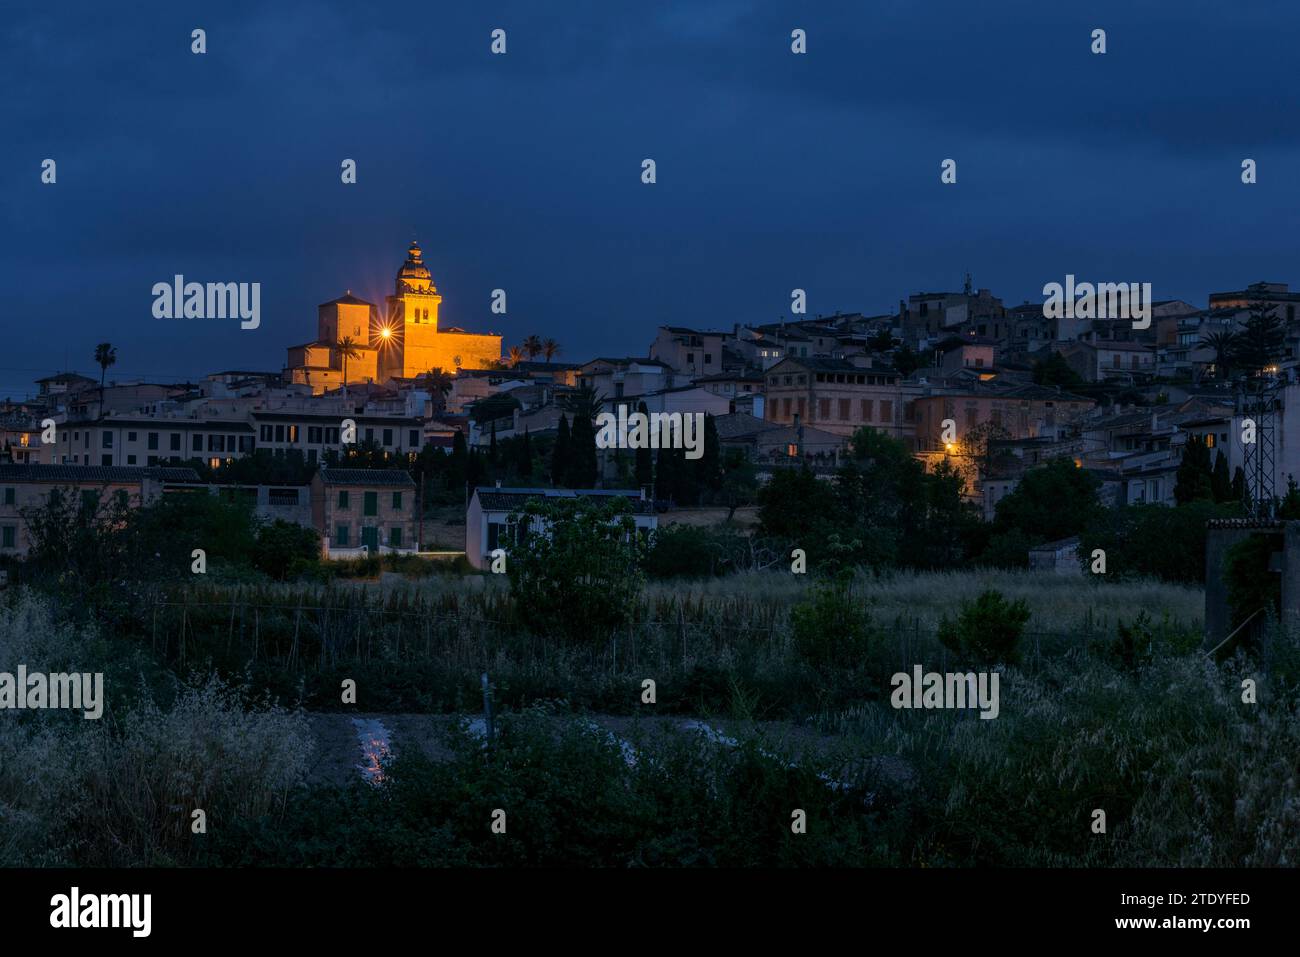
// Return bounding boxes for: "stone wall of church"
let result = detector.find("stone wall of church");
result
[401,331,502,375]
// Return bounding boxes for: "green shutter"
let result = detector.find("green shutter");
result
[364,491,378,516]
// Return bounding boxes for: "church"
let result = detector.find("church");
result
[285,241,502,394]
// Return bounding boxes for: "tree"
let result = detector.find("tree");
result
[337,336,361,391]
[93,342,116,419]
[633,401,654,491]
[990,457,1101,547]
[1032,351,1084,388]
[507,345,525,368]
[551,415,571,486]
[1232,301,1286,376]
[523,335,543,360]
[1212,450,1233,503]
[892,345,921,376]
[542,338,560,361]
[939,589,1030,666]
[515,427,534,479]
[1232,466,1247,504]
[1198,330,1237,381]
[418,368,454,415]
[447,430,468,498]
[567,409,599,488]
[1174,434,1213,505]
[692,414,723,496]
[506,496,645,642]
[488,422,499,465]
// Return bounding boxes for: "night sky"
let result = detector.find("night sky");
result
[2,0,1296,399]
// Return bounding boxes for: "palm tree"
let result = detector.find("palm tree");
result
[506,345,525,368]
[542,338,560,362]
[1198,330,1237,381]
[337,336,361,394]
[93,343,116,419]
[523,335,543,360]
[418,367,455,414]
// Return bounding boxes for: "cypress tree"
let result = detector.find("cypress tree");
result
[551,415,570,487]
[1211,449,1232,503]
[568,411,599,488]
[517,427,533,479]
[634,401,654,491]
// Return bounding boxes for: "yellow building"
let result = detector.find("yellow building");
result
[286,242,502,394]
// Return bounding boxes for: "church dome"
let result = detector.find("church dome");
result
[397,241,432,283]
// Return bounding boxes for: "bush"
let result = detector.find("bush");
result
[252,519,320,581]
[790,578,876,669]
[938,588,1030,665]
[643,524,749,579]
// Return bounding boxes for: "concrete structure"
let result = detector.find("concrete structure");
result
[465,486,657,570]
[0,464,200,556]
[1028,536,1082,575]
[311,467,417,556]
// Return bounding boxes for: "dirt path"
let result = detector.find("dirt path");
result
[304,711,910,789]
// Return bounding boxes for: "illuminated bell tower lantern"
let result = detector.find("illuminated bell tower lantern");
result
[382,241,441,379]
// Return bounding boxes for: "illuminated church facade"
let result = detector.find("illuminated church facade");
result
[286,242,502,394]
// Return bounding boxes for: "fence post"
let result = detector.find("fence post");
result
[481,672,494,744]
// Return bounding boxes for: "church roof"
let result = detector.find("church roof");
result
[321,292,374,307]
[397,241,433,283]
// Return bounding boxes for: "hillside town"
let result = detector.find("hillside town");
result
[1,243,1296,565]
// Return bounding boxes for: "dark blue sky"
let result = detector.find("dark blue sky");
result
[2,0,1296,399]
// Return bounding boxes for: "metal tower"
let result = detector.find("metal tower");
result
[1238,371,1283,519]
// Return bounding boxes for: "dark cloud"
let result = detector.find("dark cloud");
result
[0,0,1297,397]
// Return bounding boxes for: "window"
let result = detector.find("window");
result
[392,491,403,510]
[383,429,393,447]
[101,454,112,466]
[860,399,873,422]
[127,432,137,442]
[147,456,158,465]
[127,454,137,465]
[409,430,419,447]
[337,490,350,509]
[838,398,850,420]
[879,400,893,423]
[389,527,402,547]
[1205,434,1215,449]
[193,434,203,451]
[275,425,285,442]
[148,432,159,450]
[171,433,181,451]
[260,424,272,442]
[818,398,830,420]
[2,488,13,505]
[102,432,113,448]
[1,526,13,548]
[287,425,298,443]
[704,353,712,365]
[686,353,694,365]
[364,491,378,516]
[335,525,349,546]
[308,426,321,444]
[365,428,375,443]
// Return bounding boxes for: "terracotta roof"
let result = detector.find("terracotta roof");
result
[317,468,414,487]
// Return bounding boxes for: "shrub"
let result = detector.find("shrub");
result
[938,588,1030,665]
[790,578,875,669]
